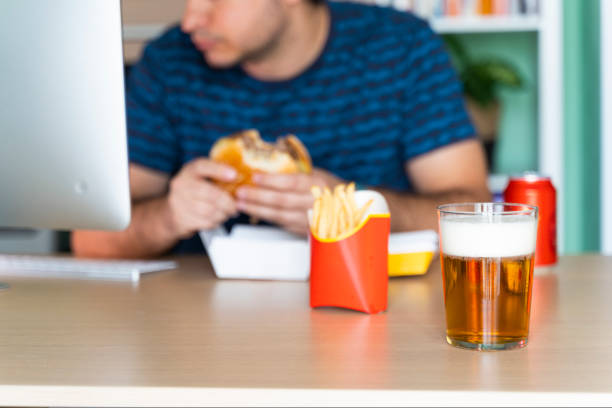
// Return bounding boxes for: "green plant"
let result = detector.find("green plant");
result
[443,35,524,107]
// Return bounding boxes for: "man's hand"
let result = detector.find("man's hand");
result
[166,158,238,238]
[235,168,343,236]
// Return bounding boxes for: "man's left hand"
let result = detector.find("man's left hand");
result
[235,168,343,236]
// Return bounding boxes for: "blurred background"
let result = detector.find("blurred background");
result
[1,0,604,256]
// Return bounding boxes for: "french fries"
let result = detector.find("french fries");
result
[310,183,373,239]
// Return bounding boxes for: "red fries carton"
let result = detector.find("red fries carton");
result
[309,190,390,314]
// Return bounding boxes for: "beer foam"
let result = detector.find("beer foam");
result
[440,215,537,258]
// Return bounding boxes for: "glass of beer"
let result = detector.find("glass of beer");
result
[437,203,538,351]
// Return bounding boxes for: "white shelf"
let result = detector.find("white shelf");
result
[430,16,540,33]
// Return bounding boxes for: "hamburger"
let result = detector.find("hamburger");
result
[209,129,312,194]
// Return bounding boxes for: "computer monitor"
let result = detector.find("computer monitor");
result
[0,0,131,230]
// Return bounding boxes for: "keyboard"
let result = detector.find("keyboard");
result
[0,255,177,282]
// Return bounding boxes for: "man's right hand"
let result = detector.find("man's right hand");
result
[165,158,238,239]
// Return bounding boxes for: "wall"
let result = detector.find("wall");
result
[563,0,600,253]
[122,0,185,63]
[454,32,539,175]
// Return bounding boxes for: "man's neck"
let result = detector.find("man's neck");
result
[241,3,330,82]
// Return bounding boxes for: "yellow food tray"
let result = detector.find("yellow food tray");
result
[389,251,435,277]
[388,230,438,277]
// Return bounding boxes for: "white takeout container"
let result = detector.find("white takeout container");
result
[199,225,309,281]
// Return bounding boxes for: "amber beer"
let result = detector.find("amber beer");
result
[438,203,538,351]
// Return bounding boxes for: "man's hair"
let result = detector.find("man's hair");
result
[309,0,325,4]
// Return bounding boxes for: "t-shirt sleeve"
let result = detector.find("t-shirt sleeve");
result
[400,20,476,162]
[126,44,181,175]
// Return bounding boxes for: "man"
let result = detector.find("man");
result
[72,0,490,258]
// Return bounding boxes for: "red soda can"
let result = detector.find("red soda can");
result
[504,172,557,266]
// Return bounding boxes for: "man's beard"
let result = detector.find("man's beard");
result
[235,18,288,67]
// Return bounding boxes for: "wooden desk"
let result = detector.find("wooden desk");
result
[0,256,611,406]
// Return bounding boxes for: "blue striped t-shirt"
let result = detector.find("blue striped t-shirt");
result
[126,1,475,252]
